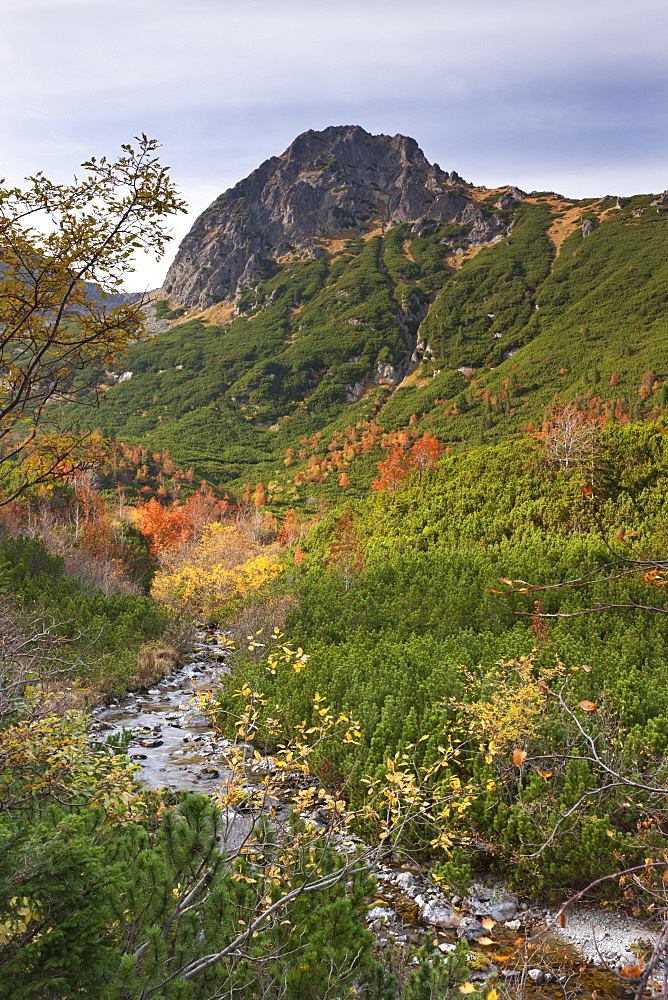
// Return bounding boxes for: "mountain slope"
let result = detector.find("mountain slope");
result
[73,129,668,500]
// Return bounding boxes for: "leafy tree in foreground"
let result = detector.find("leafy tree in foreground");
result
[0,136,186,502]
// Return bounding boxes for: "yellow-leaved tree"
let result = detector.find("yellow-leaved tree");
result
[151,522,282,618]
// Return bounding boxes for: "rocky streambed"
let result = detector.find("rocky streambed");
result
[91,629,235,793]
[90,631,660,997]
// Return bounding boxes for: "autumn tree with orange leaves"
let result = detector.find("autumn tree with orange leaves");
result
[409,432,443,479]
[327,508,364,591]
[371,433,443,492]
[371,444,412,493]
[135,487,228,555]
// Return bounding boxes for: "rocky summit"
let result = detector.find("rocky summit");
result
[164,125,506,309]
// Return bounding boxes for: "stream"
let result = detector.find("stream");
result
[91,629,233,793]
[89,630,653,999]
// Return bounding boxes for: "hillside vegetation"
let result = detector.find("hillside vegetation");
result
[212,422,668,894]
[74,194,668,506]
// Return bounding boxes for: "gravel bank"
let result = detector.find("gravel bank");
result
[547,904,658,968]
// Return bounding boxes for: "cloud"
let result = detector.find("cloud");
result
[4,0,666,111]
[1,0,666,288]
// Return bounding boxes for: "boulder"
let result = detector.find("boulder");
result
[367,906,394,924]
[375,362,398,384]
[394,871,417,892]
[419,899,462,929]
[344,381,365,403]
[457,916,485,941]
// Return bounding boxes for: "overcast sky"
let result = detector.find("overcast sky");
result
[2,0,667,290]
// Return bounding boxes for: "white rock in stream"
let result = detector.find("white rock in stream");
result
[394,871,416,892]
[419,900,462,929]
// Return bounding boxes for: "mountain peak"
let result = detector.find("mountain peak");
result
[164,126,497,309]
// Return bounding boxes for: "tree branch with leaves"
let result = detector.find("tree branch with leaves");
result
[0,136,186,503]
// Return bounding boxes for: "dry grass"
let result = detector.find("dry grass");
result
[395,367,433,390]
[134,642,180,687]
[468,185,505,203]
[543,203,584,257]
[445,239,500,272]
[362,224,385,241]
[173,300,237,327]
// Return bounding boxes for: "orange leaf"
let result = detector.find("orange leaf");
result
[581,484,594,497]
[474,936,494,946]
[559,912,566,928]
[620,965,642,979]
[663,869,668,885]
[481,917,495,930]
[578,700,598,712]
[512,749,527,766]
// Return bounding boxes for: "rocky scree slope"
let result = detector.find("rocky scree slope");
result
[164,125,507,310]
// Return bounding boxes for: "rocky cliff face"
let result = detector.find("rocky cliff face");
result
[164,125,503,309]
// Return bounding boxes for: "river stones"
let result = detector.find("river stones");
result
[464,883,519,923]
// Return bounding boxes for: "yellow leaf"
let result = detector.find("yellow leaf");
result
[475,936,494,946]
[487,990,499,1000]
[481,917,495,930]
[459,984,477,994]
